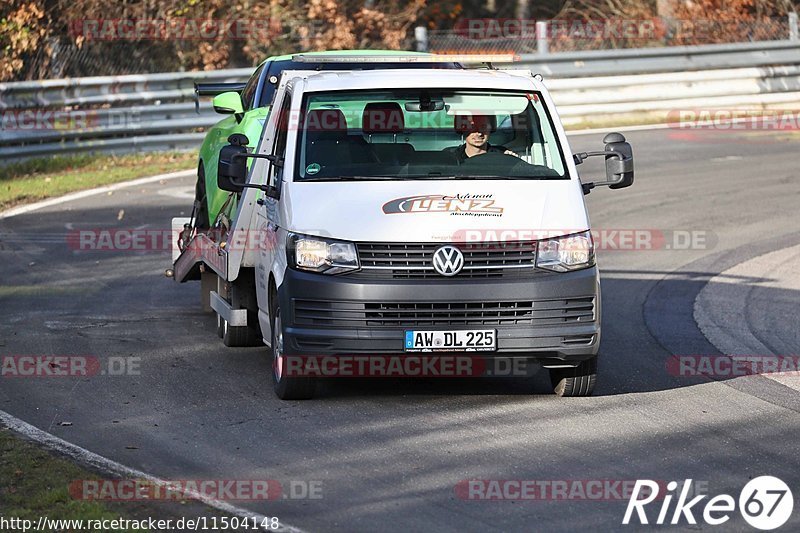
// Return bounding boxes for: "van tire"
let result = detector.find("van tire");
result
[550,356,597,397]
[271,305,314,400]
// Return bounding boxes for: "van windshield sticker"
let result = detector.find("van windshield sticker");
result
[382,194,504,217]
[306,163,321,175]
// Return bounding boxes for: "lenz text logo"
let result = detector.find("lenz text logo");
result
[624,477,793,530]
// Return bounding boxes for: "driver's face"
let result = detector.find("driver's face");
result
[465,122,492,148]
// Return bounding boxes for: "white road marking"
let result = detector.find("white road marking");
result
[1,167,305,532]
[157,185,195,200]
[694,244,800,391]
[0,409,306,533]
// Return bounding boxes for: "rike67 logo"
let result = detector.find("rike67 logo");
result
[624,477,794,530]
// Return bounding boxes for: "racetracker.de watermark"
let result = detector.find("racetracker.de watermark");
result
[1,356,141,377]
[454,18,662,40]
[2,109,98,131]
[454,479,702,501]
[667,355,800,378]
[68,18,281,41]
[452,18,786,43]
[453,229,715,251]
[69,479,322,501]
[667,109,800,131]
[280,355,540,378]
[66,228,278,253]
[66,228,716,253]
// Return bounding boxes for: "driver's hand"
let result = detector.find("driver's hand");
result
[504,150,521,159]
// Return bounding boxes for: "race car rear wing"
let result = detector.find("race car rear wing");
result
[194,81,248,112]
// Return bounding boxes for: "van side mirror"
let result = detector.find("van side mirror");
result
[603,133,634,189]
[217,134,283,197]
[573,132,634,194]
[218,143,248,193]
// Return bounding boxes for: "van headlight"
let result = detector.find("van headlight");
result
[287,233,359,275]
[536,231,595,272]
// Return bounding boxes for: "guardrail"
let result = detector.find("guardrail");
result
[1,41,799,161]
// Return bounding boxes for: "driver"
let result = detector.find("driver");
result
[445,114,517,163]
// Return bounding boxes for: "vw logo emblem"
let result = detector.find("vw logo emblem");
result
[432,245,464,276]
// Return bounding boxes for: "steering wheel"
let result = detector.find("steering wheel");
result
[461,151,522,166]
[460,151,561,178]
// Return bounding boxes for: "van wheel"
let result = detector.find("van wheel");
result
[271,305,314,400]
[550,356,597,397]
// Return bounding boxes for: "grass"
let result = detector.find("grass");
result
[0,152,196,212]
[0,428,147,531]
[563,112,670,131]
[0,427,242,531]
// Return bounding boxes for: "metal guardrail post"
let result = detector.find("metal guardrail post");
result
[790,13,799,41]
[536,21,549,55]
[415,26,428,52]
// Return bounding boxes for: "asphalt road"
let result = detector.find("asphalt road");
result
[1,127,799,532]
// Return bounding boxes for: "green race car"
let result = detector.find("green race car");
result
[194,50,461,229]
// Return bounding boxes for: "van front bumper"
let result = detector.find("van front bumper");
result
[278,266,601,363]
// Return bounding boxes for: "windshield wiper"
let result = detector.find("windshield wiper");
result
[452,175,565,180]
[301,176,395,181]
[300,175,433,182]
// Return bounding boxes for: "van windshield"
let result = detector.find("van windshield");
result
[294,89,568,181]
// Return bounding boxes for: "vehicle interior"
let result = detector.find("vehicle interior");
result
[295,89,567,180]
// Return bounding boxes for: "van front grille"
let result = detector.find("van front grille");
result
[352,241,537,279]
[293,297,595,328]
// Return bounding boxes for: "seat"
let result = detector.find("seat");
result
[304,109,349,168]
[361,102,414,165]
[304,108,376,169]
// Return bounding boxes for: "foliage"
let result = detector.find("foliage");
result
[1,0,798,80]
[0,1,47,80]
[0,0,430,80]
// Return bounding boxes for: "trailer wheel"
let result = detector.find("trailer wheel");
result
[549,356,597,397]
[271,305,314,400]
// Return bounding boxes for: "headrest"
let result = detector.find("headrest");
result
[305,108,347,133]
[362,102,405,134]
[454,114,497,134]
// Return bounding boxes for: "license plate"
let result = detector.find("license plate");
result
[404,330,496,352]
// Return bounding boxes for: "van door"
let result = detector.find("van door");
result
[255,88,292,339]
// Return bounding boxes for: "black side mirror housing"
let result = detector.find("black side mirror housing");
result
[217,143,248,193]
[603,132,634,189]
[574,132,635,194]
[217,133,283,197]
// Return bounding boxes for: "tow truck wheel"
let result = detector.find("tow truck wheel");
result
[220,315,257,347]
[271,306,314,400]
[550,356,597,397]
[216,313,224,338]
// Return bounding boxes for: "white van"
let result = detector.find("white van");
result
[177,62,634,400]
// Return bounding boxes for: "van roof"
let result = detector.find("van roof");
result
[288,68,539,94]
[259,49,432,68]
